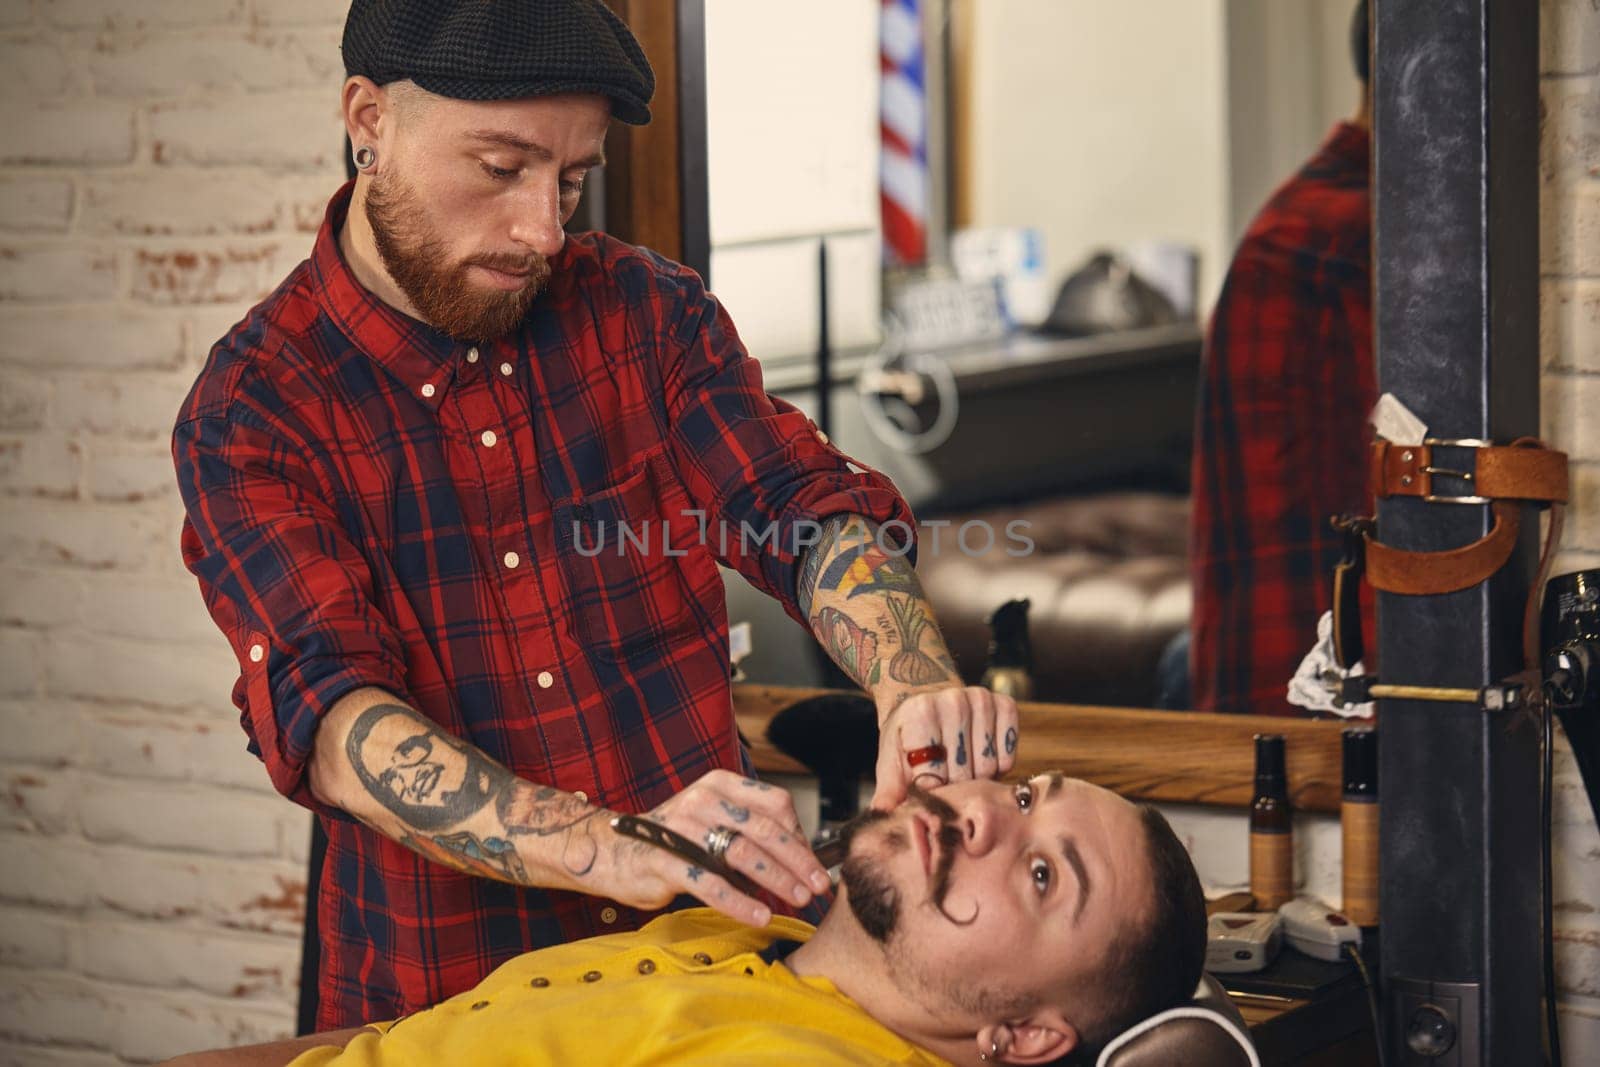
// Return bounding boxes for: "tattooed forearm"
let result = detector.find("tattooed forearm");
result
[345,703,506,831]
[797,513,852,617]
[497,783,596,836]
[811,604,883,688]
[882,594,948,686]
[801,514,961,707]
[402,830,530,884]
[342,702,606,882]
[496,781,604,876]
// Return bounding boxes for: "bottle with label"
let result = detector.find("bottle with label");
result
[1341,728,1379,927]
[981,598,1035,701]
[1249,734,1294,910]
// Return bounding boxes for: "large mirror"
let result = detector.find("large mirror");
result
[712,0,1372,717]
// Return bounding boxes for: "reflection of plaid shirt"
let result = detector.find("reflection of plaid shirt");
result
[173,183,912,1028]
[1189,123,1375,717]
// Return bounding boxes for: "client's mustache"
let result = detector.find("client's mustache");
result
[911,784,975,924]
[838,783,974,929]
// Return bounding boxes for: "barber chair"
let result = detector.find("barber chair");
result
[1096,974,1258,1067]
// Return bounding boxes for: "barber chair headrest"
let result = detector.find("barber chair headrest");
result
[1097,974,1258,1067]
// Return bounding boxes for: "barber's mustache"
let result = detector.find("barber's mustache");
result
[466,252,549,276]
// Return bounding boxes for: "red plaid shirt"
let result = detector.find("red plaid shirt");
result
[173,183,912,1027]
[1189,122,1375,717]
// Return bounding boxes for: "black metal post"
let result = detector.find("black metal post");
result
[816,241,832,439]
[1372,2,1541,1065]
[675,0,711,286]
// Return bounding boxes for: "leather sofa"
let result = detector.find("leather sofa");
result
[915,491,1191,708]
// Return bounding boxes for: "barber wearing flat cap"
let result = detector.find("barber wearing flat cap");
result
[172,0,1019,1030]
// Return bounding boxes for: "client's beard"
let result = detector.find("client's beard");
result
[364,170,551,342]
[839,784,965,944]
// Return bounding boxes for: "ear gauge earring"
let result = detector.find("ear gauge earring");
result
[353,145,377,171]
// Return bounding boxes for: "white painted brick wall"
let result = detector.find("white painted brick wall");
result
[1541,0,1600,1056]
[0,176,73,232]
[0,307,187,371]
[0,102,139,166]
[0,2,342,1061]
[0,244,119,303]
[39,0,247,31]
[149,94,346,171]
[0,2,1592,1065]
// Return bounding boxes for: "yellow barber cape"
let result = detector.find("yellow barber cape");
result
[290,909,952,1066]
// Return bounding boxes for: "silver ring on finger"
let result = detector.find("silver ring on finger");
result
[704,825,741,863]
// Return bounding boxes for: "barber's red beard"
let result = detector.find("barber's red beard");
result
[364,170,552,342]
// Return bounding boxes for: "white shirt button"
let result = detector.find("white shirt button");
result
[466,347,479,364]
[420,383,436,398]
[480,430,498,448]
[499,362,514,377]
[573,789,588,803]
[537,670,554,689]
[503,551,520,569]
[600,906,618,924]
[249,643,265,663]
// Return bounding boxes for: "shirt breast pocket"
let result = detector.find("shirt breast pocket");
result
[554,450,719,660]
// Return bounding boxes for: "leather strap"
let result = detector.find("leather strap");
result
[1365,501,1521,595]
[1362,438,1567,596]
[1331,516,1373,667]
[1370,439,1569,502]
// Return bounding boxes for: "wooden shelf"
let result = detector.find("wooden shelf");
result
[734,684,1348,813]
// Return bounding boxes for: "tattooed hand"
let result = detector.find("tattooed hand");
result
[870,685,1020,810]
[604,769,830,929]
[796,513,1014,809]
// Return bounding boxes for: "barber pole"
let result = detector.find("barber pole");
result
[880,0,927,266]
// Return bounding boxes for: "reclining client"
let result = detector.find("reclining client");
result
[166,773,1206,1067]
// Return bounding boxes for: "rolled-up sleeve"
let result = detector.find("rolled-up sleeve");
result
[658,272,916,630]
[174,407,408,810]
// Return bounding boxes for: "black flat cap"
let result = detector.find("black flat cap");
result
[342,0,655,125]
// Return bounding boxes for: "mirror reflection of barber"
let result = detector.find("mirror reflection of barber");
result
[1188,0,1376,717]
[171,0,1019,1032]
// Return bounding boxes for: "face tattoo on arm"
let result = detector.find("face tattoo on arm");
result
[346,704,502,831]
[346,704,607,880]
